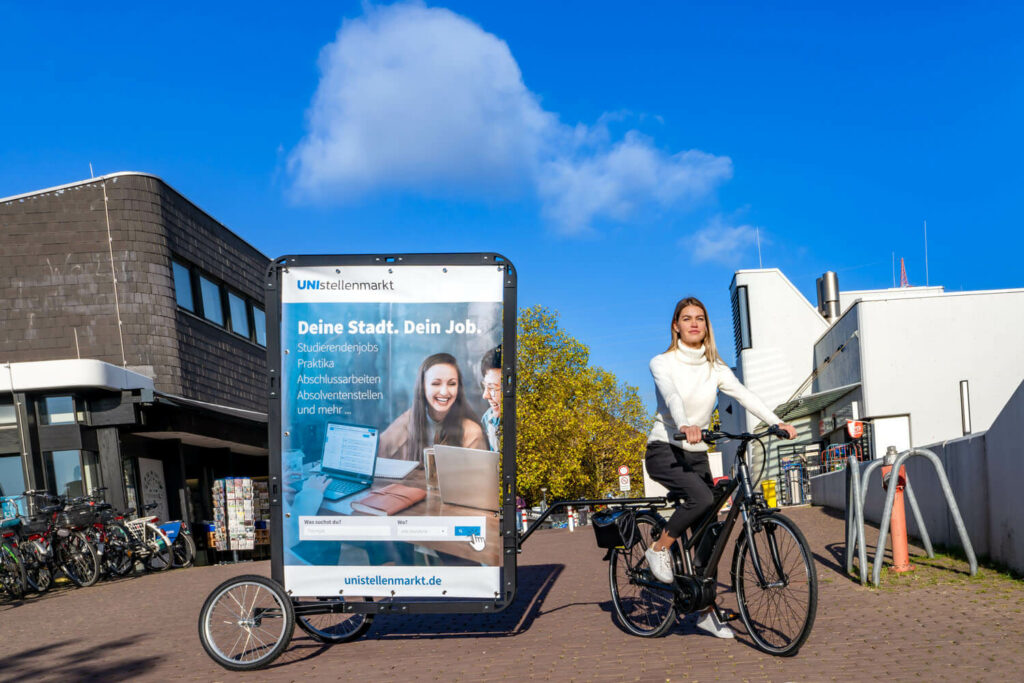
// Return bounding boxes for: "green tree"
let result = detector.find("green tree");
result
[516,306,649,505]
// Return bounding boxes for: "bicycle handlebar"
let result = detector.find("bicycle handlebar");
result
[673,425,790,443]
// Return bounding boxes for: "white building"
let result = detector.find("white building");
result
[718,268,1024,490]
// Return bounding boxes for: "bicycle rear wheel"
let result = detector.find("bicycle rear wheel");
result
[58,531,100,587]
[733,512,817,656]
[171,532,196,569]
[295,597,374,643]
[199,575,295,671]
[608,512,679,637]
[143,524,173,571]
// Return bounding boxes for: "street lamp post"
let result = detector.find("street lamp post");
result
[540,486,548,511]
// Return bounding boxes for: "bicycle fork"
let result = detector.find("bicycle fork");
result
[741,511,789,589]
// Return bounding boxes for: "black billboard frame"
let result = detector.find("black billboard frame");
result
[265,252,518,614]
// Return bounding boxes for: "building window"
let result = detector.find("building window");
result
[172,261,195,312]
[123,458,138,514]
[199,275,225,326]
[0,400,16,425]
[0,454,26,498]
[253,306,267,347]
[228,291,250,338]
[731,285,752,355]
[44,450,82,497]
[39,395,77,425]
[171,256,265,345]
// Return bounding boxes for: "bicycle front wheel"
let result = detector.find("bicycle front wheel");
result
[199,575,295,671]
[0,541,27,599]
[609,512,679,637]
[295,597,374,644]
[104,525,134,577]
[733,512,817,656]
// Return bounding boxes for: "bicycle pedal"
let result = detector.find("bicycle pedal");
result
[717,608,740,622]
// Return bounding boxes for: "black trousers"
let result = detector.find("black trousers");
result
[644,440,714,539]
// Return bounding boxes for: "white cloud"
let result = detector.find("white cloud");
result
[539,133,732,234]
[289,2,732,232]
[686,217,763,265]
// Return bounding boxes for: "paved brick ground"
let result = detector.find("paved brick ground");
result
[2,505,1022,681]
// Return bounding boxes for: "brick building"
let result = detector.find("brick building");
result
[1,172,271,562]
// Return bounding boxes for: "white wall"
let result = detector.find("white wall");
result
[838,286,944,316]
[731,270,828,428]
[811,306,862,393]
[722,269,827,468]
[859,289,1024,447]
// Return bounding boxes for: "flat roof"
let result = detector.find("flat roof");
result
[0,359,154,393]
[0,171,269,262]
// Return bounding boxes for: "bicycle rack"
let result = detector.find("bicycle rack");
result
[845,448,977,587]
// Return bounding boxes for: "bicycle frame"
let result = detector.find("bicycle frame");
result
[523,429,792,603]
[692,439,786,590]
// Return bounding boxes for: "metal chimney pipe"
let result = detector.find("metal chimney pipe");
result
[816,271,841,320]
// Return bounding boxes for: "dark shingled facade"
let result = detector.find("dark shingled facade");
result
[0,172,269,412]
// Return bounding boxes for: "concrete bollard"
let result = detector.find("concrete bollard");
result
[568,505,575,532]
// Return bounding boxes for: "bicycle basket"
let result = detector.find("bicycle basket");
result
[58,505,97,528]
[22,518,50,536]
[592,508,638,549]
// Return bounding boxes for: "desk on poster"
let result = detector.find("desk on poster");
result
[316,467,501,566]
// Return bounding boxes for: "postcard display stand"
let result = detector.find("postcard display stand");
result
[211,477,271,562]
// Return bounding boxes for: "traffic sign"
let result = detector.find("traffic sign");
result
[617,465,630,476]
[619,475,630,491]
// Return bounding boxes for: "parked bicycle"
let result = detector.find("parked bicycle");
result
[159,519,196,569]
[2,495,52,594]
[116,503,174,572]
[21,491,102,589]
[73,489,134,579]
[604,426,818,655]
[0,499,28,599]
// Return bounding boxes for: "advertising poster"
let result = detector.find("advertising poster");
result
[279,263,506,598]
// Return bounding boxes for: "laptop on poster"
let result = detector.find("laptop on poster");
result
[319,422,380,500]
[433,445,500,512]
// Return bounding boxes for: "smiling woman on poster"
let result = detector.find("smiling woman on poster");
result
[380,352,486,461]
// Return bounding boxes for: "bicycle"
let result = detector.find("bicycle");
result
[119,503,174,572]
[76,488,135,579]
[21,491,101,588]
[606,426,818,656]
[2,495,52,594]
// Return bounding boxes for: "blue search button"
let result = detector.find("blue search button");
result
[454,526,482,536]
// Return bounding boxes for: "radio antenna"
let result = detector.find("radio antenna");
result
[924,220,929,286]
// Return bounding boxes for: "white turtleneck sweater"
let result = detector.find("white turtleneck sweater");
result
[648,342,781,451]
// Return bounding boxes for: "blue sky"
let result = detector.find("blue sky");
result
[2,1,1022,406]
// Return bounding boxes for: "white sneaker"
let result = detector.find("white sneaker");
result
[644,547,674,583]
[695,609,735,639]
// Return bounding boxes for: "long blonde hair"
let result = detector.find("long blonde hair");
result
[666,297,722,365]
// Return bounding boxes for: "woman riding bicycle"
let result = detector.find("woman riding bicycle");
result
[643,296,796,638]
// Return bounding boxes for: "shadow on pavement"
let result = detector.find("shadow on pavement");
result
[287,563,565,645]
[0,634,163,681]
